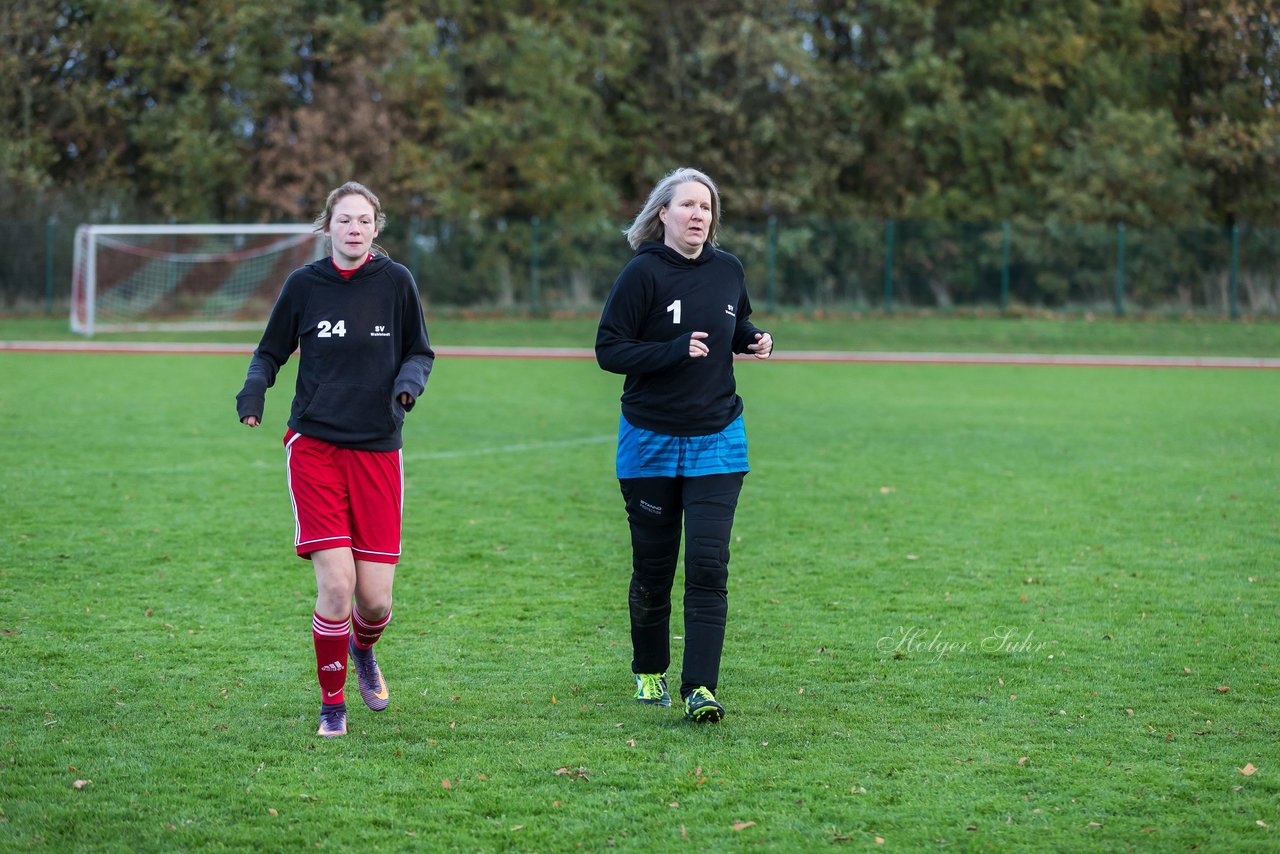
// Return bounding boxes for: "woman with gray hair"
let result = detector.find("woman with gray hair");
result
[596,167,773,723]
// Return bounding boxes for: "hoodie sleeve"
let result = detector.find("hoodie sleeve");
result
[392,269,434,411]
[595,262,689,375]
[731,289,767,354]
[236,274,304,422]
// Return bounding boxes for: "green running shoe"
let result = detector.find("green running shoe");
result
[633,673,671,707]
[683,686,724,722]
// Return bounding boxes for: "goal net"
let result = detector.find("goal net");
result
[70,224,326,335]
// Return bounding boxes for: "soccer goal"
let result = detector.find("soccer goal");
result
[70,224,326,335]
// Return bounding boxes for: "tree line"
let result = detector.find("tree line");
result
[2,1,1277,233]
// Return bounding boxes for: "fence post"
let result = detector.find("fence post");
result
[883,218,895,312]
[45,217,57,314]
[1114,222,1126,316]
[529,216,540,314]
[999,219,1010,310]
[407,215,419,282]
[766,215,777,312]
[1229,223,1240,320]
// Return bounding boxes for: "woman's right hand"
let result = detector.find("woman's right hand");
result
[689,331,709,358]
[241,415,260,427]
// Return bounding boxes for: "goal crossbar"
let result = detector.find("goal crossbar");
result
[80,224,317,236]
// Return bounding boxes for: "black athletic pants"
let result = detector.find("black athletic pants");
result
[619,472,744,700]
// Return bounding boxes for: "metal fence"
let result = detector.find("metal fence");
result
[5,217,1278,318]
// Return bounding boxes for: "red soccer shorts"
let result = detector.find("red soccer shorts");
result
[284,430,403,564]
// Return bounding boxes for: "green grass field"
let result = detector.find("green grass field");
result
[1,318,1277,851]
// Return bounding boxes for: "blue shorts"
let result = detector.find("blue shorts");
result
[616,414,749,479]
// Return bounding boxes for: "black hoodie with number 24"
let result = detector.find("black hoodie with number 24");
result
[236,255,435,451]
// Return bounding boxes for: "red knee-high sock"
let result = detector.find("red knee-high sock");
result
[312,612,350,703]
[352,606,392,650]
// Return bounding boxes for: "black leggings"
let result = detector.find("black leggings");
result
[619,472,744,699]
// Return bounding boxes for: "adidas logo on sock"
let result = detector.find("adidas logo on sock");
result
[320,661,345,672]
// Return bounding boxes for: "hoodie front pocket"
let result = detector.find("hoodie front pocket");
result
[298,382,395,438]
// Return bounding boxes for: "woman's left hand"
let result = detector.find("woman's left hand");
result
[748,332,773,359]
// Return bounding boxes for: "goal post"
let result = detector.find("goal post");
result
[70,224,326,336]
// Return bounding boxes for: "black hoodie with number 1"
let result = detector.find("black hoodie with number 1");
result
[595,241,767,437]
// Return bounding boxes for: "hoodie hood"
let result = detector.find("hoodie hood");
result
[635,240,717,268]
[307,253,394,282]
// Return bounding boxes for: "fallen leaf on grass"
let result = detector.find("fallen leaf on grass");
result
[1017,757,1028,766]
[681,825,688,839]
[554,767,591,781]
[72,780,91,789]
[874,837,885,844]
[1238,763,1258,776]
[509,825,524,832]
[267,808,278,817]
[1087,821,1103,828]
[441,778,452,789]
[1257,820,1268,828]
[732,821,756,831]
[1216,686,1230,693]
[1140,827,1156,833]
